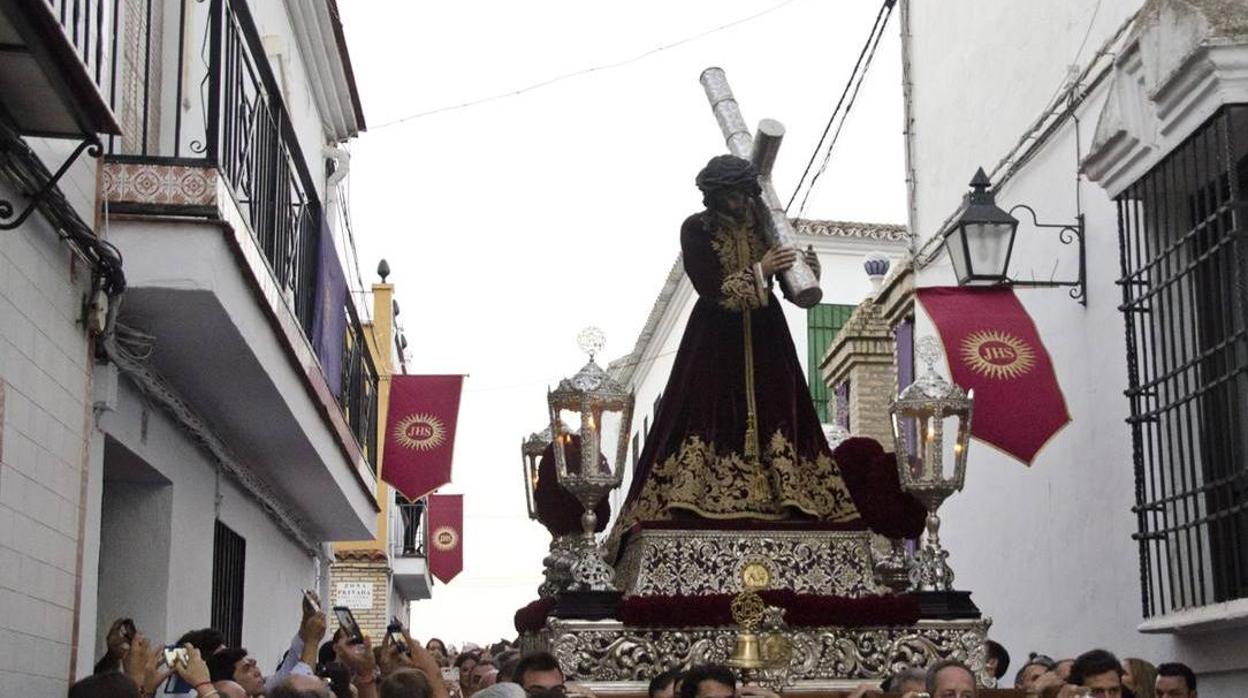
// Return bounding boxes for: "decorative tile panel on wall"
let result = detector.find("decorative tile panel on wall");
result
[102,163,217,206]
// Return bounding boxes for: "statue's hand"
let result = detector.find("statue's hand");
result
[761,246,797,277]
[804,245,821,279]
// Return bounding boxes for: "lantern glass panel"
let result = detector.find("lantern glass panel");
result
[963,221,1015,282]
[945,227,971,284]
[595,406,627,477]
[551,407,583,477]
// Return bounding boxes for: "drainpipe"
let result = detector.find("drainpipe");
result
[899,0,919,258]
[324,145,351,227]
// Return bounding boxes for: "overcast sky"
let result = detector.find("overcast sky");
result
[337,0,906,645]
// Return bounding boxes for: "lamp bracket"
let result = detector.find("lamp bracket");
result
[0,136,102,231]
[1004,206,1086,306]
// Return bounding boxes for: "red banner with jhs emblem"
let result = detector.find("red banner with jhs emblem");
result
[382,375,464,500]
[427,494,463,583]
[917,287,1070,465]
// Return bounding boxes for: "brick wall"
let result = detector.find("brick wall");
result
[0,156,97,696]
[329,560,392,640]
[821,301,897,448]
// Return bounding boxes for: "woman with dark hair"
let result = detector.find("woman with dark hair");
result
[610,154,860,545]
[425,639,448,668]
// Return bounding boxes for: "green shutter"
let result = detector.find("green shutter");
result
[807,304,856,421]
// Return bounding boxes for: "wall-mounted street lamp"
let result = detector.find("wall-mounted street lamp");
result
[942,168,1086,305]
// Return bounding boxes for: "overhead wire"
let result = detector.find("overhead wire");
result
[369,0,805,129]
[788,0,896,220]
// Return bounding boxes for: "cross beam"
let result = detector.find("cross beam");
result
[700,67,822,308]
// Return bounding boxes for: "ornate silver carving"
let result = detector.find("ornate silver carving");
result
[539,534,582,599]
[873,538,913,594]
[571,549,619,592]
[538,618,992,688]
[616,529,884,597]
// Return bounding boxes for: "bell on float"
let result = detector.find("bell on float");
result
[726,631,764,670]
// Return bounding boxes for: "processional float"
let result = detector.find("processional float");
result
[515,70,992,693]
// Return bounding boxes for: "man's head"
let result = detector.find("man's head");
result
[884,667,926,694]
[1015,655,1056,689]
[381,668,434,698]
[495,650,522,684]
[69,671,140,698]
[215,681,249,698]
[1055,659,1075,681]
[648,669,682,698]
[1070,649,1123,698]
[469,660,499,695]
[268,675,333,698]
[208,648,265,696]
[678,664,736,698]
[177,628,228,656]
[695,155,761,216]
[1156,662,1197,698]
[925,659,977,698]
[514,651,565,695]
[985,641,1010,681]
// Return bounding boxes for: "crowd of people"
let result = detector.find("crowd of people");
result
[68,593,1202,698]
[985,645,1200,698]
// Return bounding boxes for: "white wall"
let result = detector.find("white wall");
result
[905,0,1248,690]
[89,377,316,671]
[0,144,100,696]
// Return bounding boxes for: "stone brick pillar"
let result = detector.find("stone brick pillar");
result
[820,301,897,447]
[329,555,394,640]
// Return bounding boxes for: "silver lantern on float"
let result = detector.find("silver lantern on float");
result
[547,328,635,591]
[889,336,973,592]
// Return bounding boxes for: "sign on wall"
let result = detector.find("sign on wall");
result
[334,582,374,610]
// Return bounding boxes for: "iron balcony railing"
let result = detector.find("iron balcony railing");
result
[392,499,427,559]
[102,0,379,473]
[1118,105,1248,618]
[47,0,111,87]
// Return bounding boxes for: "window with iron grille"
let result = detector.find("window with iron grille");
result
[212,520,246,647]
[1118,105,1248,617]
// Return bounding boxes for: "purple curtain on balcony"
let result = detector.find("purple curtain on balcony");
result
[311,217,347,396]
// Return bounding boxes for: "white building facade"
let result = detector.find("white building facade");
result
[901,0,1248,693]
[0,1,425,694]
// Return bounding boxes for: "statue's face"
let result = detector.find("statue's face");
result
[712,189,751,220]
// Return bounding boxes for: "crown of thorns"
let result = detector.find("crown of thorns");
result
[695,155,761,196]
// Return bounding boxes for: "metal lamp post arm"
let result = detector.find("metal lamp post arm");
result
[1005,204,1086,305]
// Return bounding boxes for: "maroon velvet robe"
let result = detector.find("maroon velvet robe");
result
[611,211,861,543]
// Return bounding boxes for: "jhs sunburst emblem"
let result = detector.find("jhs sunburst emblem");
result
[432,525,459,552]
[960,330,1036,380]
[393,413,447,451]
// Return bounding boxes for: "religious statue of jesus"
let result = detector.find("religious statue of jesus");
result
[610,155,861,546]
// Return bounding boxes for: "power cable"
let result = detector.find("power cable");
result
[370,0,805,129]
[789,0,895,220]
[786,0,894,214]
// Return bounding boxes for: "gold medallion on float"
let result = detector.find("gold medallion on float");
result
[960,330,1036,380]
[432,525,459,552]
[393,413,447,451]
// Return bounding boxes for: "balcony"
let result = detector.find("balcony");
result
[391,499,432,601]
[98,0,379,540]
[0,0,120,137]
